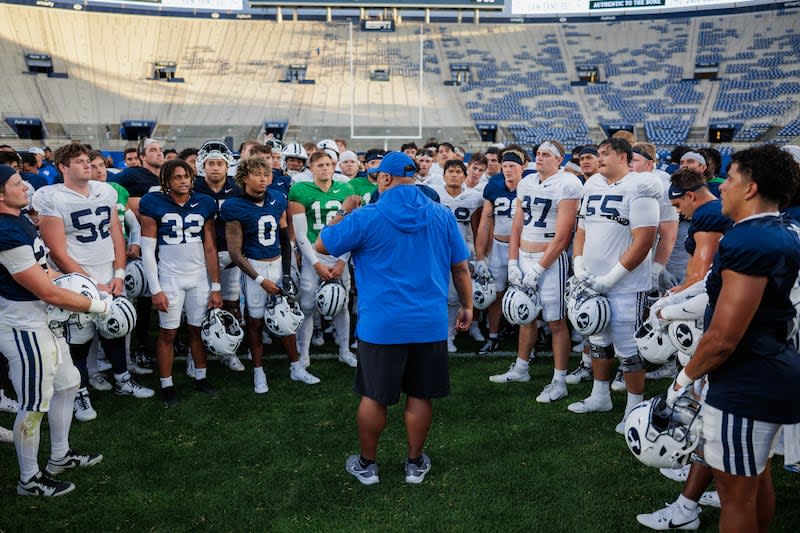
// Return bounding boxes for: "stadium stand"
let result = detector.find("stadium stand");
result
[0,3,798,152]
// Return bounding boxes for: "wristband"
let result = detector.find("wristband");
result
[88,299,108,314]
[114,268,125,279]
[210,282,221,292]
[254,275,265,285]
[675,368,694,388]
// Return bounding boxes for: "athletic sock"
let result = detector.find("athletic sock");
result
[114,371,131,383]
[407,456,424,467]
[676,493,699,512]
[359,455,375,467]
[625,392,644,416]
[194,367,207,380]
[160,377,174,389]
[48,387,76,461]
[515,357,529,372]
[14,410,43,482]
[591,379,609,399]
[553,368,567,381]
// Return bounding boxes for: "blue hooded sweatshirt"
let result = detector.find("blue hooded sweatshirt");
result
[320,184,469,344]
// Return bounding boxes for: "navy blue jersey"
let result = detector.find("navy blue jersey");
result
[139,191,216,246]
[270,169,291,199]
[783,205,800,224]
[219,192,287,260]
[483,173,518,235]
[193,176,241,252]
[685,199,732,256]
[0,213,47,302]
[20,171,48,191]
[704,214,800,423]
[116,167,159,198]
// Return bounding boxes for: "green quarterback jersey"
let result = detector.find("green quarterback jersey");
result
[109,181,130,237]
[348,177,378,205]
[288,181,355,242]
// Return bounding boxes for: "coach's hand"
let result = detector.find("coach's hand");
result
[454,306,472,332]
[330,261,346,280]
[342,195,361,213]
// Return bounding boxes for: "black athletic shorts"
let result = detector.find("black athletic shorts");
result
[354,340,450,406]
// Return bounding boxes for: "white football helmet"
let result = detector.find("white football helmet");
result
[197,139,234,177]
[264,294,304,336]
[501,285,541,326]
[281,142,308,176]
[563,275,581,301]
[46,273,102,329]
[566,281,611,336]
[473,273,497,311]
[200,308,244,356]
[624,395,704,469]
[667,318,704,357]
[635,318,677,364]
[316,280,348,319]
[124,259,148,298]
[265,138,283,154]
[317,139,339,155]
[97,297,137,339]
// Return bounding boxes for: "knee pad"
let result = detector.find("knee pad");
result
[619,353,644,373]
[590,343,615,360]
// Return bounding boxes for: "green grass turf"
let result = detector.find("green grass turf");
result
[1,337,799,532]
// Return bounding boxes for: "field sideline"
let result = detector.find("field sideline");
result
[1,346,798,532]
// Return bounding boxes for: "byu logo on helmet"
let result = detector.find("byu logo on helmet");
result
[675,323,693,348]
[626,427,642,455]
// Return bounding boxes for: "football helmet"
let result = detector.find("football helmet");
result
[624,394,704,469]
[501,285,541,326]
[566,281,611,336]
[316,280,348,319]
[96,297,137,339]
[197,140,234,177]
[282,142,308,162]
[317,139,339,155]
[667,318,704,357]
[200,308,244,356]
[265,138,283,154]
[264,294,304,336]
[635,318,677,364]
[124,259,148,298]
[46,273,102,329]
[473,272,497,311]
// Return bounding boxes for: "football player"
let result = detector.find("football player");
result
[474,145,528,354]
[140,159,222,407]
[288,151,358,368]
[492,141,582,404]
[33,144,153,423]
[0,165,106,496]
[431,160,484,350]
[192,141,245,372]
[222,157,320,393]
[568,137,660,434]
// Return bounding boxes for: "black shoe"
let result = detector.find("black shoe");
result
[478,339,500,355]
[45,449,103,475]
[161,386,179,407]
[194,379,219,396]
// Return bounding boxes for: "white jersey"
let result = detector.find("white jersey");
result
[32,181,117,271]
[579,172,662,293]
[517,171,583,243]
[654,168,679,223]
[292,170,350,184]
[432,184,483,255]
[416,174,444,187]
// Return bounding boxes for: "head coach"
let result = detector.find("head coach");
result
[315,151,473,485]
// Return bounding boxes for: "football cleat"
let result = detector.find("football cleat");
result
[0,389,19,413]
[477,339,500,355]
[564,361,592,385]
[254,372,269,394]
[89,373,113,392]
[338,351,358,368]
[636,501,700,531]
[536,380,568,404]
[290,366,321,385]
[114,376,155,399]
[73,388,97,422]
[489,363,530,383]
[567,395,613,414]
[611,368,626,392]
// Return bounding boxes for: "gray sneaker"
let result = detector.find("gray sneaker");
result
[345,454,379,485]
[404,453,431,484]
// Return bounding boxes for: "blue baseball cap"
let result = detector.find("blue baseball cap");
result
[368,151,416,177]
[0,165,18,186]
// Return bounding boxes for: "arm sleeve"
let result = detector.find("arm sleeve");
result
[629,196,660,229]
[140,237,162,294]
[279,226,292,278]
[124,209,141,246]
[291,212,319,266]
[660,292,709,320]
[0,246,38,274]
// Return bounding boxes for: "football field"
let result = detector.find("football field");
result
[1,342,798,532]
